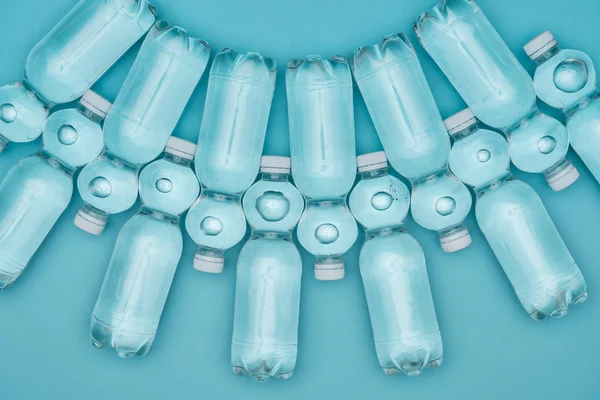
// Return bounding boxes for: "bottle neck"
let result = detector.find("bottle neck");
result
[534,44,561,65]
[261,172,290,182]
[164,152,193,167]
[450,124,479,141]
[359,167,388,179]
[77,104,106,125]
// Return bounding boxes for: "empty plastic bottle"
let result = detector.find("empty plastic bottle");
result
[349,152,443,376]
[525,31,600,184]
[351,34,472,252]
[0,91,110,289]
[446,108,587,319]
[90,137,200,357]
[75,21,210,235]
[0,0,156,150]
[415,0,579,191]
[287,55,358,280]
[232,156,304,382]
[186,49,276,273]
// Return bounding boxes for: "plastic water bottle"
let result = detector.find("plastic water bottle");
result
[231,156,304,382]
[90,137,200,357]
[415,0,579,191]
[525,31,600,184]
[0,91,110,289]
[446,109,587,319]
[75,21,210,235]
[186,49,276,274]
[286,55,358,280]
[351,34,472,252]
[0,0,156,150]
[349,152,443,376]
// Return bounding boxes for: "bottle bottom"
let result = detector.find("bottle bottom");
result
[231,340,297,382]
[90,315,156,358]
[0,255,26,290]
[375,332,443,377]
[517,271,588,321]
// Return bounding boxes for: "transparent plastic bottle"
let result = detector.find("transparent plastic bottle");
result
[186,49,276,274]
[525,31,600,184]
[287,55,358,280]
[90,137,200,357]
[349,152,443,376]
[0,91,109,289]
[351,34,472,252]
[232,156,304,382]
[415,0,579,191]
[446,109,587,319]
[75,21,210,235]
[0,0,156,149]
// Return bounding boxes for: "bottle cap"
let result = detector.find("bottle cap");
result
[193,252,225,274]
[524,31,558,61]
[440,226,472,253]
[444,108,477,136]
[261,156,291,174]
[166,136,197,160]
[357,151,388,173]
[546,162,580,191]
[80,90,112,119]
[314,262,345,281]
[74,209,107,235]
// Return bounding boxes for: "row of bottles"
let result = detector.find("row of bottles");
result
[0,0,597,384]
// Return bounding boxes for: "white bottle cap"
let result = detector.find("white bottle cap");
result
[193,252,225,274]
[546,162,580,191]
[440,227,472,253]
[524,31,558,61]
[166,136,197,160]
[444,108,477,136]
[80,90,112,119]
[74,209,107,236]
[314,262,345,281]
[357,151,388,173]
[261,156,291,174]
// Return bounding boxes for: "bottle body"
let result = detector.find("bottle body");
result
[360,232,442,376]
[415,0,535,128]
[476,179,586,319]
[91,213,183,357]
[25,0,157,105]
[232,237,302,381]
[567,96,600,182]
[351,34,450,180]
[0,155,72,289]
[195,50,276,194]
[104,22,210,166]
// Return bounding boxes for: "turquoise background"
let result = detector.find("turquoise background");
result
[1,0,599,398]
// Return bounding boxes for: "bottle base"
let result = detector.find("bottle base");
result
[518,271,588,321]
[0,256,26,290]
[376,333,443,377]
[232,340,297,382]
[90,315,156,358]
[0,270,20,290]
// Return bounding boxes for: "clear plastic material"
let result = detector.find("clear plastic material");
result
[448,112,587,319]
[527,32,600,185]
[351,34,472,251]
[76,21,209,233]
[287,55,358,277]
[349,154,442,376]
[0,0,155,147]
[186,49,275,272]
[91,143,200,357]
[232,159,304,381]
[415,0,577,190]
[0,94,107,289]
